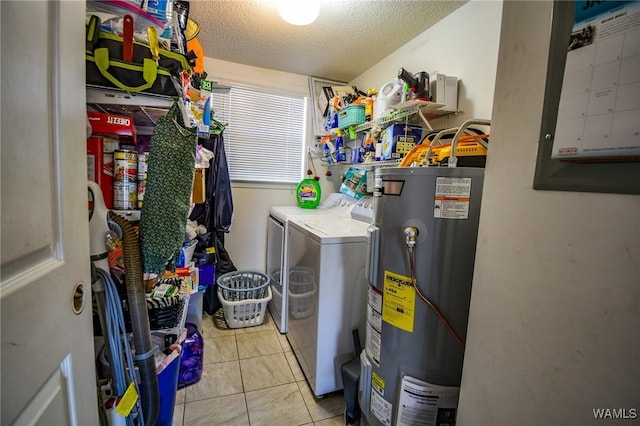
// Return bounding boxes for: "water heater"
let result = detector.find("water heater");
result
[360,166,484,426]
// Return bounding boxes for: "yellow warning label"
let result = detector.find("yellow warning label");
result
[115,382,139,417]
[372,371,385,395]
[382,270,415,333]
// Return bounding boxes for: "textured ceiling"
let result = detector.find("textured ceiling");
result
[189,0,466,82]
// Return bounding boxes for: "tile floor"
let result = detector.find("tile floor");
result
[172,309,348,426]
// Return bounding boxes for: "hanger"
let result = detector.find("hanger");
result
[209,114,226,135]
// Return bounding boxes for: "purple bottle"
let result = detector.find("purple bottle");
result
[177,322,204,389]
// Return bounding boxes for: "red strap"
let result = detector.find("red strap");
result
[123,15,134,62]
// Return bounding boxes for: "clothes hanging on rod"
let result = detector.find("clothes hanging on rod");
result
[189,133,233,234]
[188,132,235,315]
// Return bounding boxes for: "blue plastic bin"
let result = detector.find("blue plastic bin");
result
[156,349,180,426]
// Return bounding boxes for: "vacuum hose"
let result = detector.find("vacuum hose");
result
[110,212,159,426]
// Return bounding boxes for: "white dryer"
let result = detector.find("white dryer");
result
[266,193,358,333]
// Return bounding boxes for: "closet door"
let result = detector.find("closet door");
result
[1,1,98,424]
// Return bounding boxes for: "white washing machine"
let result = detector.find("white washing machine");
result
[285,200,374,397]
[266,193,359,333]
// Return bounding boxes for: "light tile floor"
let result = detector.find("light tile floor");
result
[172,309,348,426]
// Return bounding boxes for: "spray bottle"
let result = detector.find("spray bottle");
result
[322,135,334,164]
[335,130,346,163]
[365,89,377,122]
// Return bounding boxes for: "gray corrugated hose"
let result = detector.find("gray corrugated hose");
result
[110,212,159,426]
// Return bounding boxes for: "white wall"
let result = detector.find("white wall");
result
[350,0,503,127]
[203,57,339,271]
[458,2,640,425]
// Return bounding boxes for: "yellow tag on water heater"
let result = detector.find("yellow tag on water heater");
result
[382,270,415,332]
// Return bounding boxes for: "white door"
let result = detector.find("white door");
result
[1,1,99,424]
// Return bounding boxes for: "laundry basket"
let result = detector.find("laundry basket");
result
[269,269,283,311]
[217,271,272,328]
[287,267,316,320]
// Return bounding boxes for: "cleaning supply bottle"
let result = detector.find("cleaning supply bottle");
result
[374,78,403,120]
[296,178,321,209]
[322,135,334,164]
[365,89,377,121]
[335,130,346,163]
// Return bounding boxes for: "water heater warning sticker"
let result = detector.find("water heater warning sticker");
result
[434,177,472,219]
[382,271,415,333]
[371,373,392,426]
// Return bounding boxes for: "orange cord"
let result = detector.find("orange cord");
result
[408,249,465,347]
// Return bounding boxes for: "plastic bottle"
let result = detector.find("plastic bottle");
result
[375,139,383,161]
[322,136,334,164]
[296,178,321,209]
[374,78,403,120]
[335,130,346,163]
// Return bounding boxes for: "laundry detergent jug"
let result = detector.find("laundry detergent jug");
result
[178,322,204,389]
[374,78,403,120]
[296,178,321,209]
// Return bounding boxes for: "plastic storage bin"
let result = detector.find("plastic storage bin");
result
[185,288,204,330]
[156,347,181,426]
[217,271,272,328]
[338,105,366,129]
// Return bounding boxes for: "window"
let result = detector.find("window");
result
[211,86,307,183]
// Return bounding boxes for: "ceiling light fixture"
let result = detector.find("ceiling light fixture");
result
[277,0,320,26]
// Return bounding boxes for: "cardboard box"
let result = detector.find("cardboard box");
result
[435,74,446,105]
[380,124,424,160]
[191,168,206,204]
[87,111,137,144]
[444,75,458,112]
[433,74,458,111]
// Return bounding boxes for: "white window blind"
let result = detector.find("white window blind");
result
[211,86,306,183]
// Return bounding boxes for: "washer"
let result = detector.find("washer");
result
[285,201,373,397]
[266,193,357,333]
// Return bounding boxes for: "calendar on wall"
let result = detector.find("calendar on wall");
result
[551,0,640,161]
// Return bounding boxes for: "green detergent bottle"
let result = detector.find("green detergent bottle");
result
[296,178,321,209]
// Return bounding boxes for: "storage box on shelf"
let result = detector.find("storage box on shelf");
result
[338,105,366,130]
[380,123,424,160]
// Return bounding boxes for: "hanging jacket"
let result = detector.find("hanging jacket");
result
[140,103,198,274]
[189,134,234,233]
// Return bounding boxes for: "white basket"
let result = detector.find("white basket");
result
[288,269,316,320]
[218,287,272,329]
[217,271,270,302]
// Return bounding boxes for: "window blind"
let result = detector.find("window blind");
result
[210,86,306,183]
